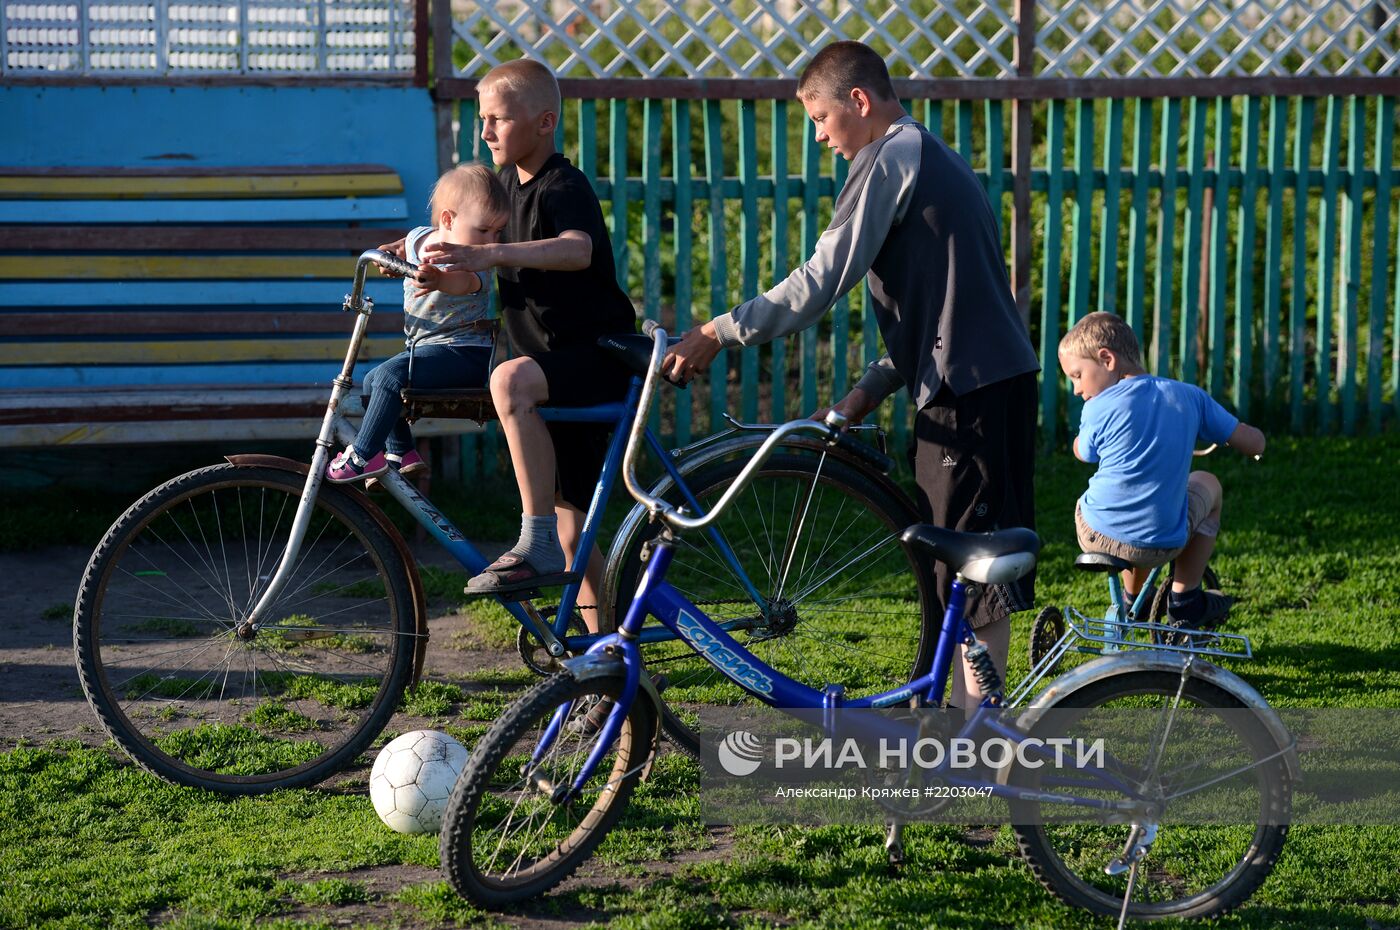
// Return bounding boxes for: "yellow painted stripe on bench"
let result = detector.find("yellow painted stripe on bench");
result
[0,173,404,199]
[0,255,360,280]
[0,337,404,366]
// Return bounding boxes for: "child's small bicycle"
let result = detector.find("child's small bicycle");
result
[73,251,936,793]
[437,325,1297,926]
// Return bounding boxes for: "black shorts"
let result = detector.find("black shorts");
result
[908,371,1038,630]
[529,344,632,512]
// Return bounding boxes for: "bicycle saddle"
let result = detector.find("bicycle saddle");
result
[1073,552,1134,573]
[598,333,684,381]
[900,525,1040,585]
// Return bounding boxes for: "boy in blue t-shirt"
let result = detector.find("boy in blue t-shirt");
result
[1058,312,1266,626]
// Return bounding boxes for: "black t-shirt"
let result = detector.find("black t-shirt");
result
[497,153,636,354]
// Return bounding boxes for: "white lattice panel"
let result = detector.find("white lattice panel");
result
[451,0,1019,79]
[1,0,414,74]
[1037,0,1400,77]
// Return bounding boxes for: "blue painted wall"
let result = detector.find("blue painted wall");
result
[0,84,439,222]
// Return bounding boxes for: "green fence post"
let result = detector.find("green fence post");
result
[1180,98,1208,385]
[771,99,789,422]
[1099,98,1125,316]
[704,100,729,434]
[609,100,629,289]
[1154,98,1182,378]
[1126,99,1152,341]
[832,153,850,402]
[1263,97,1288,412]
[738,99,761,423]
[579,100,597,183]
[957,99,975,167]
[924,100,942,139]
[1067,98,1096,430]
[1234,97,1262,419]
[986,99,1005,239]
[1208,97,1232,400]
[801,113,821,416]
[1340,96,1365,435]
[1317,96,1342,434]
[672,100,693,446]
[1290,97,1316,432]
[642,99,663,437]
[1041,100,1067,446]
[1369,97,1394,433]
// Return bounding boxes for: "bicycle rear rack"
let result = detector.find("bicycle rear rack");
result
[1007,606,1254,707]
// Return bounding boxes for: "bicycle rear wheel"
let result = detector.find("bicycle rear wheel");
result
[74,464,417,793]
[439,668,656,907]
[1009,669,1291,920]
[608,450,938,758]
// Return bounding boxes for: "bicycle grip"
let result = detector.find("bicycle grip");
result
[369,250,419,278]
[642,319,662,338]
[832,431,895,474]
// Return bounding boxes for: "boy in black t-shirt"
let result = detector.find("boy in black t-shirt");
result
[421,59,635,631]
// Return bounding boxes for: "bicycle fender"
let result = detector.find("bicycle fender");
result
[599,432,918,616]
[223,454,430,687]
[999,652,1301,784]
[560,653,664,781]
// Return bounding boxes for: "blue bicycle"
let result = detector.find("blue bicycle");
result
[74,251,934,792]
[438,326,1296,924]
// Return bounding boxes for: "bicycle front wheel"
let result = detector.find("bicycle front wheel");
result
[439,669,657,907]
[1009,669,1291,921]
[608,450,938,758]
[74,463,417,793]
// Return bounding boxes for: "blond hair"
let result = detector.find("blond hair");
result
[477,58,561,121]
[429,163,509,223]
[1059,311,1144,368]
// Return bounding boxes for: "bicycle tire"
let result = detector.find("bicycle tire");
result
[1028,605,1066,671]
[608,451,938,758]
[439,668,656,907]
[74,463,417,793]
[1009,669,1291,921]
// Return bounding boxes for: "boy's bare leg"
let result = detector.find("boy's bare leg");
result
[1120,566,1154,601]
[1172,471,1223,592]
[466,357,569,591]
[490,357,555,516]
[951,615,1011,710]
[556,502,605,634]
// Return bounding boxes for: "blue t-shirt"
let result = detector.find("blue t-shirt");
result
[1077,376,1238,549]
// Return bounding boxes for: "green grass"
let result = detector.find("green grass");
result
[5,437,1400,928]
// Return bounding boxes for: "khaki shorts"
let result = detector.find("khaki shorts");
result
[1075,473,1220,569]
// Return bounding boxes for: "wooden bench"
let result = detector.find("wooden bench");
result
[0,164,487,447]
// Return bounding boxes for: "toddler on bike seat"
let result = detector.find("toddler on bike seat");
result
[327,164,509,483]
[1059,311,1266,627]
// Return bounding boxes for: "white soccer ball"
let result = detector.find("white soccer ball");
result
[369,729,469,834]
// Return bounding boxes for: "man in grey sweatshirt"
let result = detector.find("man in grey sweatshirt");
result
[663,40,1041,710]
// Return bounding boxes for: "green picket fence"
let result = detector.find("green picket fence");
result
[456,94,1399,479]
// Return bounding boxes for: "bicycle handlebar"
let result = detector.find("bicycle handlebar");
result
[346,249,421,312]
[622,326,878,531]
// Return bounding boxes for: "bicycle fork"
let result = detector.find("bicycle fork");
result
[236,288,377,635]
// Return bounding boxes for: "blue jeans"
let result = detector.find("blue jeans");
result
[356,343,492,457]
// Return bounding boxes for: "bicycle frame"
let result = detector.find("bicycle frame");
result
[239,250,766,659]
[548,538,1154,818]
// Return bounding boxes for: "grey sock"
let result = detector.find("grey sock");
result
[512,514,566,574]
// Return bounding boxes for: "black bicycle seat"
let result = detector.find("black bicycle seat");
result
[1073,552,1134,573]
[900,525,1040,585]
[598,332,683,382]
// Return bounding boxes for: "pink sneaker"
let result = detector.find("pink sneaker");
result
[394,449,428,477]
[326,448,389,484]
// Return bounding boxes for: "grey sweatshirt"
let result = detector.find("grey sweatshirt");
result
[710,116,1039,409]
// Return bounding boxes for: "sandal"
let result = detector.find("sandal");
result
[465,552,579,599]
